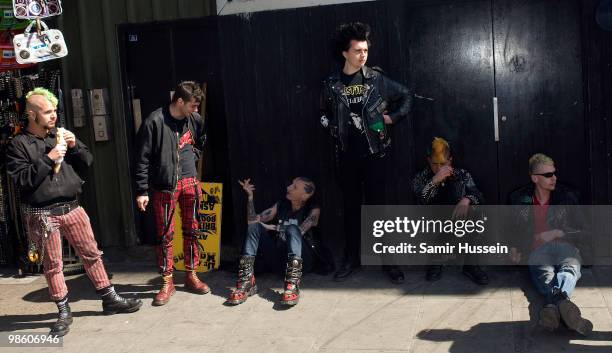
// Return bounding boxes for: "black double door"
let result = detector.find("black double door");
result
[408,0,586,203]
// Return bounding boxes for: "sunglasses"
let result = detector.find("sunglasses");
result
[533,172,556,178]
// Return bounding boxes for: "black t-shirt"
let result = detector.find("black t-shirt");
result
[276,198,318,240]
[169,117,197,179]
[341,70,369,156]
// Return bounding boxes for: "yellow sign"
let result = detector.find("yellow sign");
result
[172,182,222,272]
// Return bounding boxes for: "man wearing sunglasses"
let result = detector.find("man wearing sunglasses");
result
[508,153,592,336]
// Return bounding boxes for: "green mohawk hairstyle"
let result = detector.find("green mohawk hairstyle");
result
[25,87,58,107]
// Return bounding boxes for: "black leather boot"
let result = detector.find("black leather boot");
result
[50,296,73,337]
[462,265,489,285]
[333,261,360,282]
[97,286,143,315]
[426,265,443,282]
[227,255,258,305]
[383,265,405,284]
[281,256,303,306]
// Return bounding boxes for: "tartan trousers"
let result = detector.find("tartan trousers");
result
[151,177,201,276]
[24,206,111,301]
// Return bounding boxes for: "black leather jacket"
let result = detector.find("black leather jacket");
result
[412,167,484,206]
[134,106,205,196]
[320,66,412,156]
[507,183,585,253]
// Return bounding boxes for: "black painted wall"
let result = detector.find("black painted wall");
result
[585,0,612,205]
[216,0,599,251]
[119,0,612,255]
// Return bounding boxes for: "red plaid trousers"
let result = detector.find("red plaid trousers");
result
[151,177,201,276]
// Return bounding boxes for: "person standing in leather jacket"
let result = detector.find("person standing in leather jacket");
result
[320,22,412,283]
[7,88,142,337]
[134,81,210,306]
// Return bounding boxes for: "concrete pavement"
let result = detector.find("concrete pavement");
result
[1,263,612,353]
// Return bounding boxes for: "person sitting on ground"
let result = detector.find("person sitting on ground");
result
[227,177,321,307]
[412,137,489,284]
[508,153,592,336]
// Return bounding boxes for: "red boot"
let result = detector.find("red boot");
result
[185,271,210,294]
[227,255,257,305]
[281,257,303,306]
[153,274,175,306]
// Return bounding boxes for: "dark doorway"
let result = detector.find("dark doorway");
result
[119,26,175,245]
[118,18,231,246]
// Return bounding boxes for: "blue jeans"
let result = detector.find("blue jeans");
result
[243,223,312,273]
[528,241,582,302]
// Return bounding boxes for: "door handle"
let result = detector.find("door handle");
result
[493,97,499,142]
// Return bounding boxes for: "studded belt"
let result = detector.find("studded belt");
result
[24,199,79,217]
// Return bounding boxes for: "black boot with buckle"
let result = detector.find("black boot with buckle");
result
[97,286,143,315]
[227,255,258,305]
[50,296,73,337]
[281,256,303,306]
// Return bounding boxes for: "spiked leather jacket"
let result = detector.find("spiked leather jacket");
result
[134,106,205,196]
[412,167,484,206]
[320,66,412,156]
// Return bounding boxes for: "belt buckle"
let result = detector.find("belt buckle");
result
[63,203,75,215]
[51,203,69,216]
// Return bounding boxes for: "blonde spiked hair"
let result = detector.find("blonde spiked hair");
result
[529,153,554,174]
